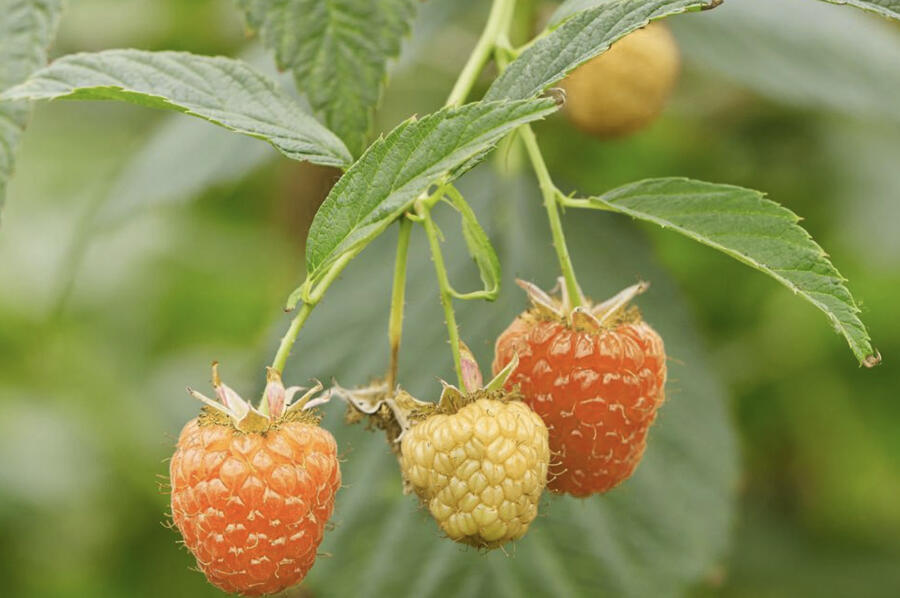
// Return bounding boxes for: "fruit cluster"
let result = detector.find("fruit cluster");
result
[169,281,666,596]
[167,23,675,598]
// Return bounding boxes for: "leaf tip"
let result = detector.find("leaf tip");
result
[863,351,882,368]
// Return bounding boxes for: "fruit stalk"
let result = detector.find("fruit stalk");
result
[520,125,583,308]
[387,217,412,389]
[419,200,466,389]
[271,301,314,375]
[492,8,584,309]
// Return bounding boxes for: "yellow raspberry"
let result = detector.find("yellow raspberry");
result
[399,397,550,549]
[561,22,680,138]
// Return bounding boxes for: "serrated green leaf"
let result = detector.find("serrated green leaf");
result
[93,46,286,226]
[0,0,63,224]
[289,167,738,597]
[303,99,557,287]
[550,0,621,26]
[446,188,501,301]
[566,177,880,366]
[673,0,900,123]
[0,49,353,168]
[485,0,718,102]
[238,0,418,155]
[819,0,900,20]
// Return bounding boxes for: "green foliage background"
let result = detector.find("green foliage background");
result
[0,0,898,596]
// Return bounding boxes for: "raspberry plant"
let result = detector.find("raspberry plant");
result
[1,0,894,595]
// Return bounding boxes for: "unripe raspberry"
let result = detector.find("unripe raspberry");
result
[561,22,680,138]
[338,345,551,550]
[493,281,666,496]
[170,366,340,596]
[400,396,550,548]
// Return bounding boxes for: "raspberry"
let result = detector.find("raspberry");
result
[492,281,666,496]
[400,396,550,548]
[560,22,680,138]
[338,345,550,549]
[170,365,340,596]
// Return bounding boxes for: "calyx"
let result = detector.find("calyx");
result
[519,278,649,332]
[188,363,328,433]
[335,343,520,445]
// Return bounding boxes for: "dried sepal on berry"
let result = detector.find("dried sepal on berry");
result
[187,363,326,433]
[516,277,649,331]
[338,347,549,549]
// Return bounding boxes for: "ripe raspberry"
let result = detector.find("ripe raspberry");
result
[560,22,680,138]
[492,281,666,497]
[170,365,340,596]
[400,395,550,548]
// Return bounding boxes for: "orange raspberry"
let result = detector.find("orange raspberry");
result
[493,281,666,496]
[170,365,340,596]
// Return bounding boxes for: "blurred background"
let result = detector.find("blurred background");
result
[0,0,898,596]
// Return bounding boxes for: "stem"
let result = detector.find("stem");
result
[270,302,314,375]
[445,0,517,107]
[490,3,583,306]
[387,218,412,389]
[520,125,583,307]
[306,251,356,305]
[269,0,517,378]
[419,202,465,388]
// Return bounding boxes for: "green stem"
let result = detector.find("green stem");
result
[270,302,314,375]
[269,0,517,378]
[387,218,412,389]
[419,202,465,388]
[445,0,517,107]
[490,4,582,306]
[520,125,582,307]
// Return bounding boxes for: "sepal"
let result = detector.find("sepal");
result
[187,363,328,432]
[518,278,649,329]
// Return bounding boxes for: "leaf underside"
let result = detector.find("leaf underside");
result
[1,49,353,168]
[98,116,275,226]
[238,0,418,156]
[819,0,900,20]
[486,0,719,102]
[671,0,900,124]
[0,0,63,223]
[303,98,558,287]
[576,177,880,366]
